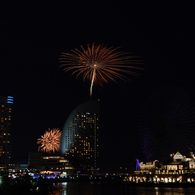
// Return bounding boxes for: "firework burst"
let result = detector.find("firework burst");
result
[37,128,62,153]
[59,43,143,97]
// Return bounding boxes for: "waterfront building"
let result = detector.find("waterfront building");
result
[138,151,195,174]
[28,152,74,173]
[126,151,195,183]
[60,100,100,173]
[0,96,14,167]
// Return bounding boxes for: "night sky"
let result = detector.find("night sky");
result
[1,2,195,172]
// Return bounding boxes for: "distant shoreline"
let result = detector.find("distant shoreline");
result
[122,181,195,187]
[46,178,195,187]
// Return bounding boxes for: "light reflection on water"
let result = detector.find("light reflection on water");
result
[53,182,195,195]
[54,182,68,195]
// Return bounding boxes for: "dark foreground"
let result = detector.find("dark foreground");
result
[1,176,195,195]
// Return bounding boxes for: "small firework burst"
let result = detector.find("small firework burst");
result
[37,128,62,153]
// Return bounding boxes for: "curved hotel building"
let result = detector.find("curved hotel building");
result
[60,100,100,172]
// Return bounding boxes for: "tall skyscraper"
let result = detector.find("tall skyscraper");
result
[0,96,14,165]
[60,100,100,172]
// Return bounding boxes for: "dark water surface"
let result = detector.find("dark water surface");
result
[53,182,195,195]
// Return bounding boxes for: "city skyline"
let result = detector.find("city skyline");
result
[0,2,195,172]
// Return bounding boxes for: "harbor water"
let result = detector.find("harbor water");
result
[53,182,195,195]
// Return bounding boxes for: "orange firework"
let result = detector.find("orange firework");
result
[59,43,143,97]
[37,128,62,153]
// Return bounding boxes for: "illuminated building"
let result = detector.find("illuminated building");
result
[126,151,195,183]
[28,152,73,173]
[0,96,14,166]
[60,100,100,172]
[137,151,195,173]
